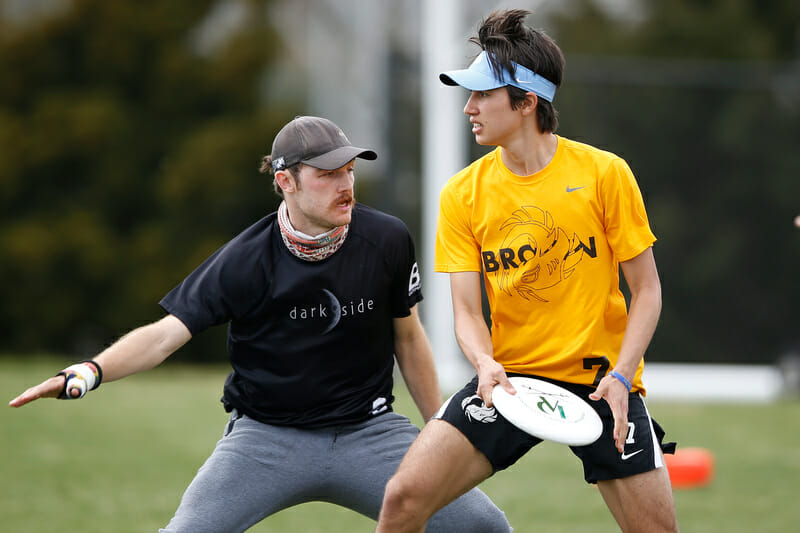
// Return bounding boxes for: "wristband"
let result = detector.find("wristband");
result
[57,361,102,399]
[81,360,103,390]
[608,370,632,392]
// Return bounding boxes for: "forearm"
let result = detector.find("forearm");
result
[614,247,662,381]
[454,311,495,374]
[94,315,191,382]
[615,284,661,379]
[448,271,511,404]
[393,308,444,421]
[395,336,442,421]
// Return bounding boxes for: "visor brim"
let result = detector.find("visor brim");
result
[302,146,377,171]
[439,71,506,91]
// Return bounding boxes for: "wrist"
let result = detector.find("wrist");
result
[474,357,503,379]
[608,370,632,392]
[57,360,103,399]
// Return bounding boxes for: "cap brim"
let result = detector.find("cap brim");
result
[302,146,377,171]
[439,70,505,91]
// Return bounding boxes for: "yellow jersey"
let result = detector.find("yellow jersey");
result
[435,136,655,392]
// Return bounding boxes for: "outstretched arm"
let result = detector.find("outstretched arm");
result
[9,314,192,407]
[393,306,442,421]
[449,271,514,407]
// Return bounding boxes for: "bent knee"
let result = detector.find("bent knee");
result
[378,477,430,531]
[383,474,422,509]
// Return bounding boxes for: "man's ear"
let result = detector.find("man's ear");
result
[520,92,538,116]
[274,169,296,193]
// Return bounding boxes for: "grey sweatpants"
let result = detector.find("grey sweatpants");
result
[161,411,511,532]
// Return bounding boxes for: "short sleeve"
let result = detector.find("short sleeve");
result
[159,221,271,335]
[600,158,656,262]
[387,221,423,318]
[435,184,482,272]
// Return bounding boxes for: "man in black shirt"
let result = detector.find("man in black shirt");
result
[10,116,511,532]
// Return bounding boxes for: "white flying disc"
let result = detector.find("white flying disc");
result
[492,377,603,446]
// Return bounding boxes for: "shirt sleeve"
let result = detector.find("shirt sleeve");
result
[600,157,657,262]
[435,183,482,273]
[159,229,269,335]
[388,222,423,318]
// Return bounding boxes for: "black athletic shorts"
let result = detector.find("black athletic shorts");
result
[433,373,676,484]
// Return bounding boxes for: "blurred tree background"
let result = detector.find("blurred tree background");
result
[0,0,798,364]
[0,0,296,360]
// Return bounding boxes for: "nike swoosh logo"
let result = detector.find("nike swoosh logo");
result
[621,449,644,461]
[566,186,585,193]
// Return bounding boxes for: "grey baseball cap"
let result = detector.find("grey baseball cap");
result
[270,116,377,171]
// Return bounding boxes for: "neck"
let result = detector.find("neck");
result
[283,203,333,238]
[500,131,558,176]
[277,201,348,261]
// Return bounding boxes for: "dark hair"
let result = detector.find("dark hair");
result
[259,155,302,198]
[470,9,564,133]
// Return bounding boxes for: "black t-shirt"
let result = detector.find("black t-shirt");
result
[159,204,423,428]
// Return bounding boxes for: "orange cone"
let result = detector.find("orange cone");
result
[664,447,714,489]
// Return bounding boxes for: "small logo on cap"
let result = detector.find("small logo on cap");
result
[272,156,286,171]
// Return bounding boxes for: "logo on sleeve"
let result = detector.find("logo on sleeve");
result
[408,262,421,295]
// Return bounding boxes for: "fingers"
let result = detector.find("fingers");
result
[9,389,37,408]
[8,376,65,408]
[490,372,516,403]
[478,383,496,408]
[501,374,516,395]
[608,392,629,452]
[477,364,514,408]
[612,411,628,453]
[588,382,606,401]
[589,374,615,402]
[589,375,629,452]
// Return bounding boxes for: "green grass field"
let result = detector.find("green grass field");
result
[2,357,799,532]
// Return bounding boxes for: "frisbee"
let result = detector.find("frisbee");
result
[492,377,603,446]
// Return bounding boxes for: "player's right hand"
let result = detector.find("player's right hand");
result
[8,375,66,408]
[476,358,515,408]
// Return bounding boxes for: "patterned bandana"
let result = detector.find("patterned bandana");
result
[277,201,348,261]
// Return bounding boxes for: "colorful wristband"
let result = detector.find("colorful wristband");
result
[56,361,102,399]
[81,360,103,390]
[609,370,632,392]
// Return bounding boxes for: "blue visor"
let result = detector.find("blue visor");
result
[439,51,557,102]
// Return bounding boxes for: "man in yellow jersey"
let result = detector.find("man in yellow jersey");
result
[376,9,679,533]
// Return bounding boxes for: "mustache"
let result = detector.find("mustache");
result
[335,193,355,204]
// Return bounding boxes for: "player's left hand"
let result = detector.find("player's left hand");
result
[589,375,630,453]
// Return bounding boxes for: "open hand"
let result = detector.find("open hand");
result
[8,375,65,408]
[589,375,630,453]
